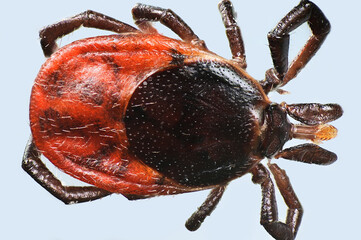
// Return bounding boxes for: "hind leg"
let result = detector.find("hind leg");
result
[22,136,111,204]
[40,10,139,56]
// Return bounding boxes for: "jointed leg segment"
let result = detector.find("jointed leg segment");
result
[132,4,207,49]
[218,0,247,68]
[185,184,227,231]
[261,0,330,93]
[252,164,302,240]
[22,136,111,204]
[40,10,139,57]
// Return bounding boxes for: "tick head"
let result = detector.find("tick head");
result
[259,103,292,158]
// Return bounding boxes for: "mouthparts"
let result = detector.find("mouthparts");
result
[291,124,338,143]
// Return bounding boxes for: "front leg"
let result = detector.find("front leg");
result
[261,0,330,93]
[252,164,302,240]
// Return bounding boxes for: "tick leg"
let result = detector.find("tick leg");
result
[185,184,227,231]
[261,0,330,92]
[40,10,139,57]
[252,164,302,240]
[22,136,111,204]
[218,0,247,68]
[268,163,303,239]
[275,143,337,165]
[132,4,207,49]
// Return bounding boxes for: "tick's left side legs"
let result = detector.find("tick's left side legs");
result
[218,0,247,69]
[40,10,139,57]
[252,164,302,240]
[261,0,330,93]
[132,4,207,49]
[22,136,112,204]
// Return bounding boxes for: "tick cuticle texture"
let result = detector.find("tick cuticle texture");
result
[125,61,266,187]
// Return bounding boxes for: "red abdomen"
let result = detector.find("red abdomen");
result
[30,33,213,196]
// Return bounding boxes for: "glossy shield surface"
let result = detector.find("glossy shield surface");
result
[125,61,268,187]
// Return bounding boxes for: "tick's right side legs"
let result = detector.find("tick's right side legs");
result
[22,136,111,204]
[185,184,227,231]
[40,10,139,57]
[252,164,302,240]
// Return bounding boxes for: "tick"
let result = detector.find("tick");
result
[23,1,342,239]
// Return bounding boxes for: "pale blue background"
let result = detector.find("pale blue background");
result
[1,0,358,239]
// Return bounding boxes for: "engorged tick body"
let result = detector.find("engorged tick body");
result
[23,1,343,239]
